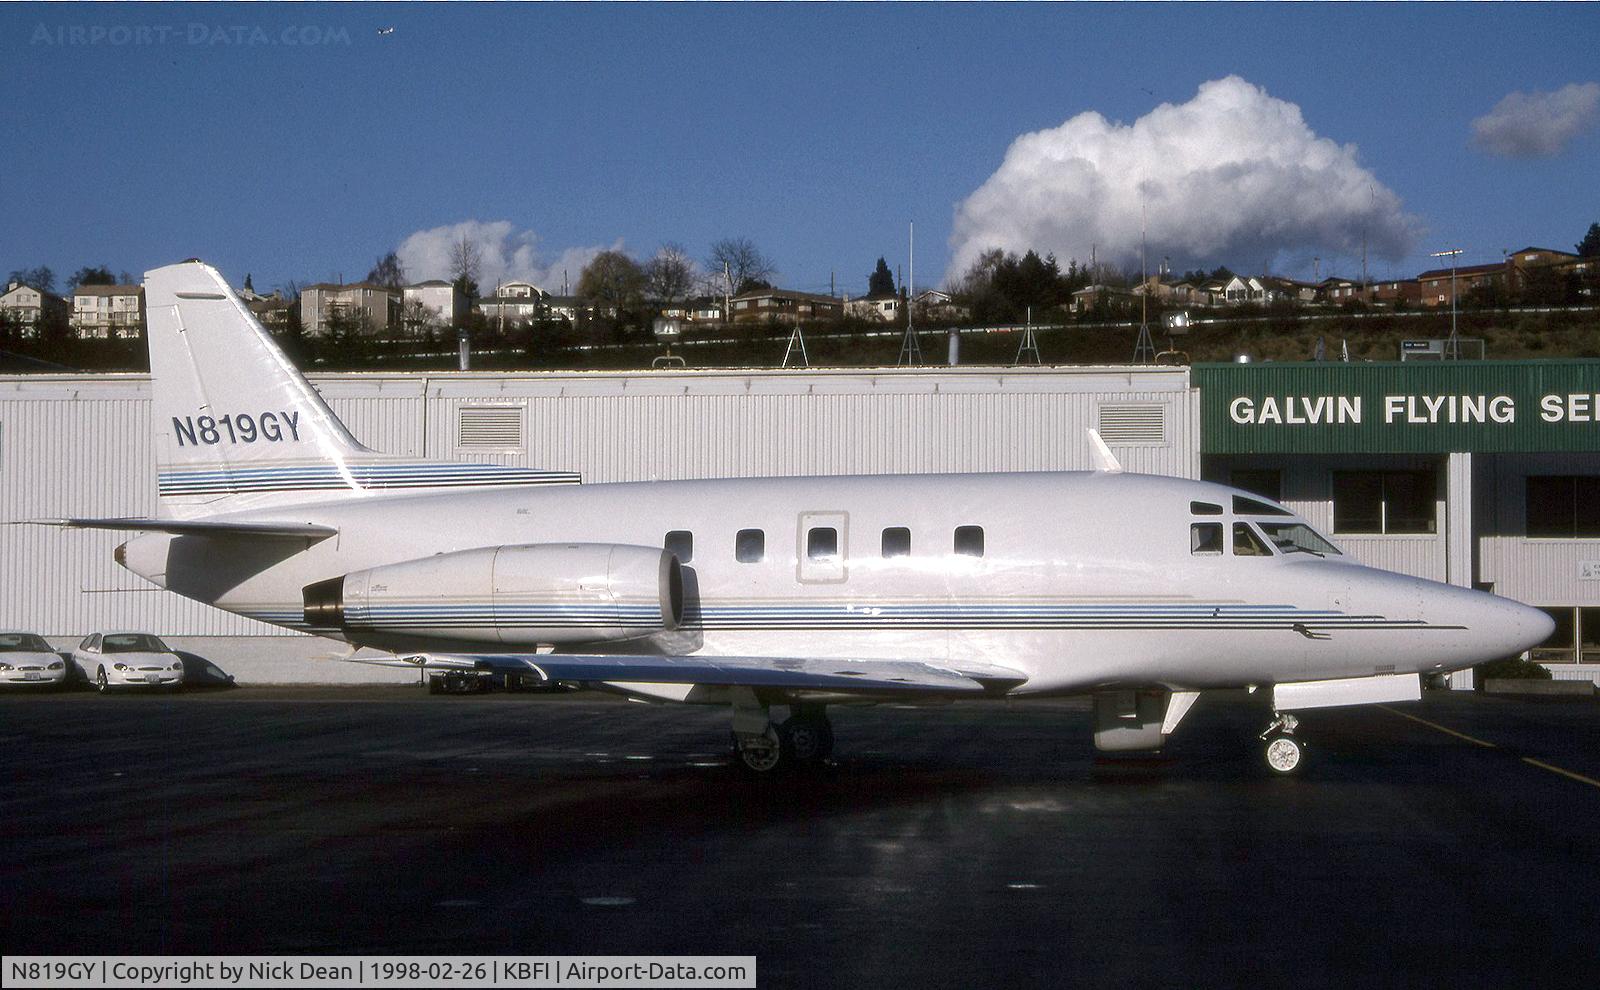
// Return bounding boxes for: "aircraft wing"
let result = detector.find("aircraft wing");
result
[362,652,1028,696]
[27,517,337,539]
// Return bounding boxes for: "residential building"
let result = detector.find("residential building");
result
[1371,278,1422,307]
[0,281,68,335]
[728,288,842,324]
[1070,284,1135,314]
[70,284,145,338]
[246,293,292,331]
[1417,262,1509,308]
[477,282,548,325]
[300,282,399,335]
[402,280,468,332]
[913,289,971,323]
[843,294,902,322]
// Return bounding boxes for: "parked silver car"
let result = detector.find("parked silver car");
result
[71,632,185,692]
[0,632,68,687]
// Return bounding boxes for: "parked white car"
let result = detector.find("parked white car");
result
[72,632,185,692]
[0,631,68,687]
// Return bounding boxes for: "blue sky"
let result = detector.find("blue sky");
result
[2,2,1597,297]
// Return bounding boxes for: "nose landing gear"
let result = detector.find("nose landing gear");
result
[1259,711,1304,774]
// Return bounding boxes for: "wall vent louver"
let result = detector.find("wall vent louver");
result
[1097,404,1166,445]
[457,405,525,450]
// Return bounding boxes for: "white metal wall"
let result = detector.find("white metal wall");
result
[1,366,1197,637]
[1478,451,1600,605]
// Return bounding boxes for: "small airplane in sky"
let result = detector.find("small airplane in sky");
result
[47,262,1553,775]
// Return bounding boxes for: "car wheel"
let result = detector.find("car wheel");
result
[95,666,109,694]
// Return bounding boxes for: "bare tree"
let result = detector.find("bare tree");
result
[448,235,482,296]
[366,251,406,290]
[706,237,777,294]
[645,243,696,305]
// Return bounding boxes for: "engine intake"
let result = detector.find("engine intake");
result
[303,543,683,645]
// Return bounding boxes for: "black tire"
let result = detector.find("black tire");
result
[732,732,786,775]
[95,666,109,694]
[780,715,835,764]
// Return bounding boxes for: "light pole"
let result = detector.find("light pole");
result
[1431,248,1463,359]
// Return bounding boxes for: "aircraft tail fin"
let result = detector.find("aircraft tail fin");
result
[143,261,577,515]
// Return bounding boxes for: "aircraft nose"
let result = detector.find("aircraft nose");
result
[1495,597,1555,657]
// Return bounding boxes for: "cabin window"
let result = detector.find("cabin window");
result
[1525,476,1600,537]
[881,526,911,557]
[807,527,839,562]
[1233,522,1272,556]
[1232,494,1292,517]
[1231,469,1282,502]
[1332,470,1436,534]
[1190,523,1223,555]
[735,529,765,563]
[954,525,985,557]
[664,530,693,562]
[1190,501,1223,516]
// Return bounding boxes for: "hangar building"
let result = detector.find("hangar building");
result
[3,359,1597,686]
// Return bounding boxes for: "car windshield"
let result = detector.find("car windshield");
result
[1256,522,1341,557]
[102,634,168,653]
[0,633,52,652]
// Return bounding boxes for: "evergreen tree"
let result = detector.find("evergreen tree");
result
[868,257,895,297]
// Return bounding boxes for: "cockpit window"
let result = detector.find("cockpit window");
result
[1190,501,1223,516]
[1190,523,1223,555]
[1233,494,1293,517]
[1257,522,1341,557]
[1233,522,1273,556]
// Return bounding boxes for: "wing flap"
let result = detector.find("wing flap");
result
[371,652,1027,696]
[26,517,337,539]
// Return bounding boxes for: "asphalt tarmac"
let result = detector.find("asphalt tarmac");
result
[2,686,1597,988]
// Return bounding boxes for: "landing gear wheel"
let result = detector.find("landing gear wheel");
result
[1263,733,1304,775]
[95,666,109,694]
[734,733,785,774]
[779,714,835,765]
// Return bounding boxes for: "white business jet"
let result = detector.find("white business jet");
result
[48,262,1552,774]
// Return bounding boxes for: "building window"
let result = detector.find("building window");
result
[881,527,911,558]
[1191,523,1223,555]
[735,529,764,563]
[954,525,985,557]
[664,530,693,563]
[1331,470,1436,534]
[1525,476,1600,537]
[1531,607,1575,663]
[1231,469,1282,502]
[807,527,838,562]
[1583,608,1600,663]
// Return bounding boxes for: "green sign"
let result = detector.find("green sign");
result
[1195,360,1600,454]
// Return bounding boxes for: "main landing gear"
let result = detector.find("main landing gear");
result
[1259,711,1305,775]
[730,692,834,775]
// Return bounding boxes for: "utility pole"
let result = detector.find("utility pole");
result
[1133,196,1155,363]
[1431,248,1463,359]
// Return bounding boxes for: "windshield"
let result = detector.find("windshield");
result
[1257,522,1341,557]
[103,634,168,653]
[0,633,52,652]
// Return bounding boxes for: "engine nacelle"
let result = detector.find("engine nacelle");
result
[303,543,683,646]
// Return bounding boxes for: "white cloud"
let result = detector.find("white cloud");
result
[946,76,1418,281]
[1471,82,1600,158]
[396,219,615,295]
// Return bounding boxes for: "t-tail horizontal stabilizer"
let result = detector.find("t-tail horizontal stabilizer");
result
[25,517,337,540]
